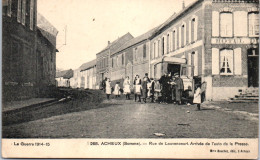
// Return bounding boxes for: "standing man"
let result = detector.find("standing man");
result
[102,77,107,93]
[174,73,184,105]
[159,72,170,104]
[134,75,142,102]
[142,73,150,103]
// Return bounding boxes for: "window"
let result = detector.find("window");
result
[158,39,160,56]
[122,53,124,65]
[117,56,119,67]
[17,0,21,22]
[191,18,195,42]
[167,34,169,53]
[220,49,233,75]
[162,37,164,55]
[112,58,114,68]
[172,30,176,50]
[30,0,34,30]
[249,12,259,37]
[134,48,137,60]
[7,0,12,17]
[143,44,146,58]
[22,0,26,25]
[181,24,185,47]
[153,42,156,59]
[220,12,233,37]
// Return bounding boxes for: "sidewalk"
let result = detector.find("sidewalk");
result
[201,101,258,121]
[2,98,57,112]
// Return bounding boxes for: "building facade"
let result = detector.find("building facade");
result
[36,14,58,96]
[79,60,97,89]
[56,69,74,87]
[149,0,259,100]
[110,28,158,88]
[96,33,133,88]
[3,0,38,101]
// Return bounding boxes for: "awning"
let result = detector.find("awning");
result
[153,56,186,65]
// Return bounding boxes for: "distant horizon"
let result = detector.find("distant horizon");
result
[38,0,196,71]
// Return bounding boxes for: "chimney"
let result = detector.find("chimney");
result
[108,41,110,45]
[182,0,185,9]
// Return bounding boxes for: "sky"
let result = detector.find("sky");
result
[38,0,196,70]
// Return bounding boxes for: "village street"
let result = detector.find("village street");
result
[2,90,258,138]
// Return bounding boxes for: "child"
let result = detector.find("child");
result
[193,84,201,110]
[105,78,112,100]
[113,82,121,98]
[154,79,162,103]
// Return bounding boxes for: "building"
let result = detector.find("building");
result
[36,13,58,96]
[110,27,159,88]
[96,32,133,88]
[56,69,73,87]
[79,60,97,89]
[2,0,38,101]
[149,0,259,100]
[70,68,81,89]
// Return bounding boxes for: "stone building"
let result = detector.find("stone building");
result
[110,27,158,88]
[96,32,133,88]
[149,0,259,100]
[36,13,58,96]
[79,59,97,89]
[2,0,38,101]
[56,69,73,87]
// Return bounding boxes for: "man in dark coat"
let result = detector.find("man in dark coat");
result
[101,77,107,93]
[159,72,171,104]
[174,73,184,105]
[142,73,150,103]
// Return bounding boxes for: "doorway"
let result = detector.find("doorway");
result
[167,64,180,76]
[248,48,259,87]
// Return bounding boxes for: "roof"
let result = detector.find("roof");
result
[79,59,96,71]
[152,0,202,37]
[97,32,134,55]
[56,69,73,79]
[37,13,58,36]
[111,26,160,56]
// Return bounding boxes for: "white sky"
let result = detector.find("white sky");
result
[38,0,196,70]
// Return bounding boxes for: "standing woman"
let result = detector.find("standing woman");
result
[142,73,150,103]
[105,78,112,100]
[123,76,131,100]
[134,75,142,102]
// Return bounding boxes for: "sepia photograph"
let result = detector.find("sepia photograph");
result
[2,0,259,158]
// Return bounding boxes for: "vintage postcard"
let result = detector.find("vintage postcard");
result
[2,0,259,159]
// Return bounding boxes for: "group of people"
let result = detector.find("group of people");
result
[101,72,203,109]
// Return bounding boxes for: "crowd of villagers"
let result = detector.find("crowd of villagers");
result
[101,72,206,110]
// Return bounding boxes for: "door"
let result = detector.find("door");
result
[248,48,259,87]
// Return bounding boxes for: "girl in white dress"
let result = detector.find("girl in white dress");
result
[134,75,142,102]
[123,76,131,99]
[105,78,112,99]
[113,82,121,98]
[193,84,201,110]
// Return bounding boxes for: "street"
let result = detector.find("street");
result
[3,90,258,138]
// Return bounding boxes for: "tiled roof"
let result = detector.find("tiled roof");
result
[152,0,202,37]
[79,59,96,71]
[111,26,160,56]
[56,69,73,79]
[97,32,134,55]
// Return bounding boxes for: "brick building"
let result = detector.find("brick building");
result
[2,0,38,101]
[96,33,133,88]
[110,27,158,88]
[149,0,259,100]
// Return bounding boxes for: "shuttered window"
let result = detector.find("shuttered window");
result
[249,12,259,37]
[193,51,199,76]
[234,11,247,36]
[220,49,233,75]
[178,27,181,48]
[162,37,165,55]
[212,48,220,75]
[220,12,233,37]
[234,48,242,75]
[143,44,146,58]
[22,0,26,25]
[7,0,12,17]
[212,11,219,37]
[167,34,170,53]
[17,0,21,23]
[30,0,34,30]
[172,30,176,51]
[122,53,124,65]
